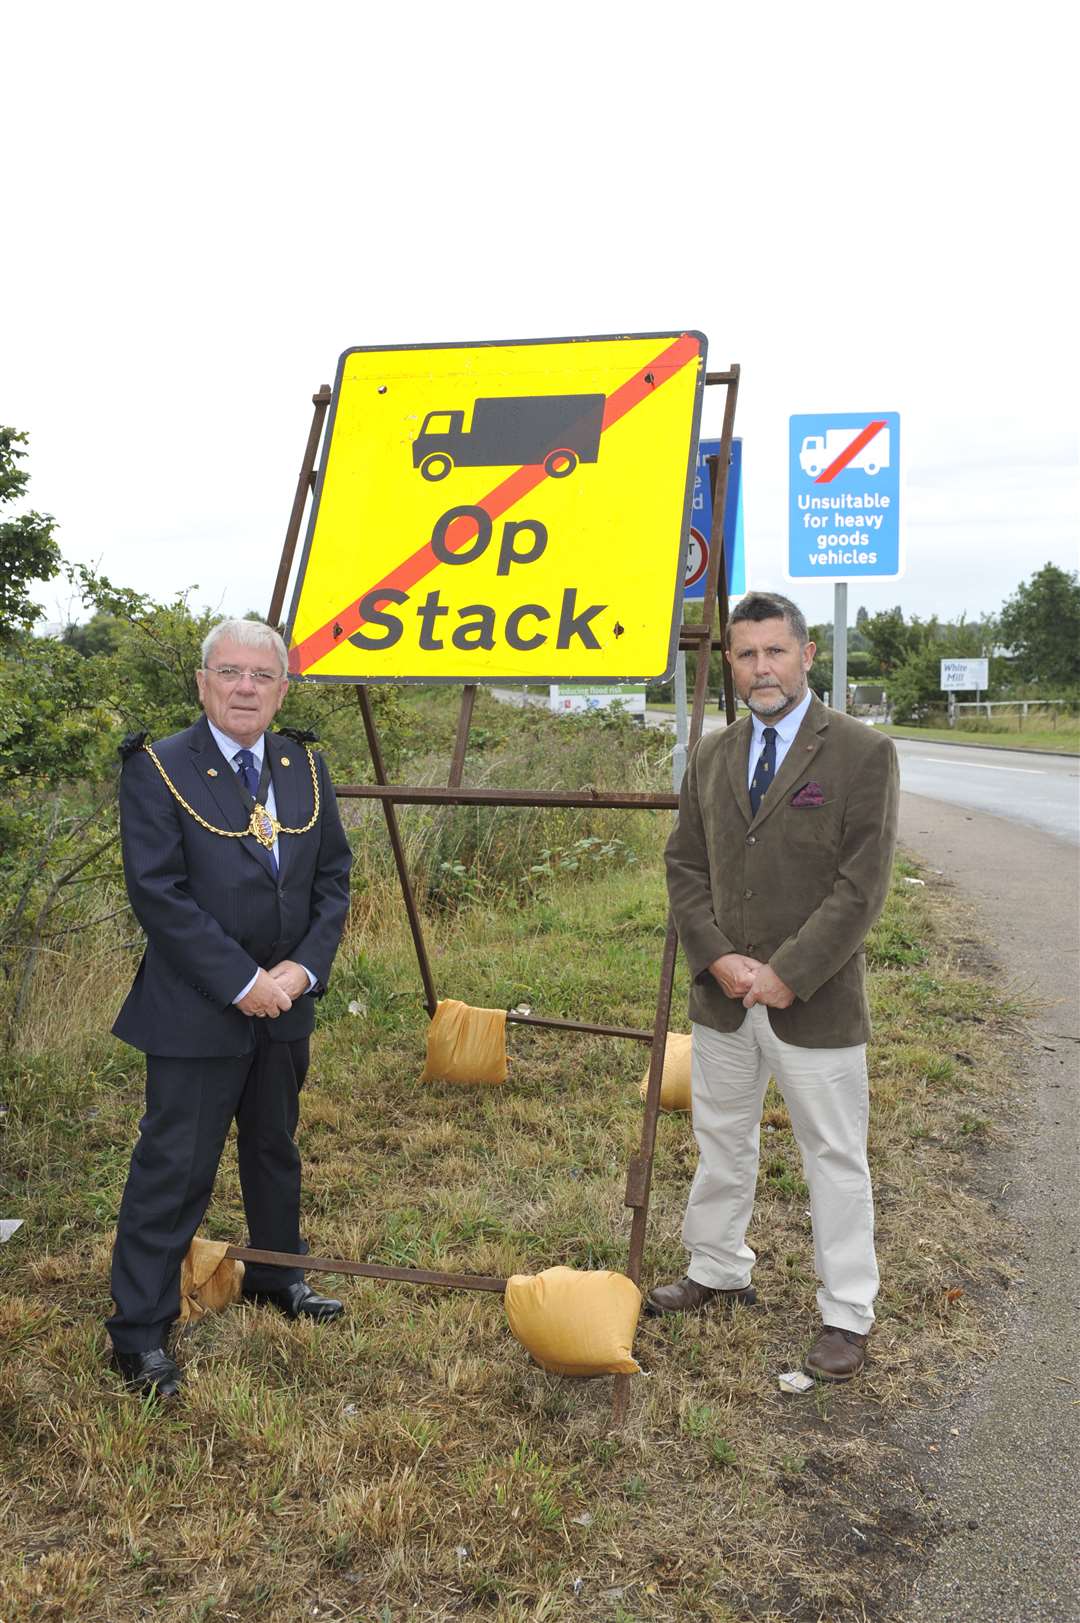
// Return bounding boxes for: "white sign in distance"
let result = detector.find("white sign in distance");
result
[549,684,645,717]
[940,658,989,691]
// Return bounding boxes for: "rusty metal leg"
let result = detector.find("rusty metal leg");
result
[612,914,681,1426]
[612,367,741,1428]
[706,450,738,725]
[268,384,332,629]
[356,686,438,1016]
[449,685,477,787]
[694,370,739,743]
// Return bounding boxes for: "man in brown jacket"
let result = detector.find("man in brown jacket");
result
[649,592,899,1380]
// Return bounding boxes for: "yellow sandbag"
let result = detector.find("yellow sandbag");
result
[639,1031,692,1113]
[178,1237,244,1324]
[420,998,508,1084]
[504,1265,642,1377]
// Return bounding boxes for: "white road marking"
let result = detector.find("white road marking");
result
[910,757,1045,775]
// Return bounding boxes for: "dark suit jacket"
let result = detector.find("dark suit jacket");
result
[664,696,899,1048]
[113,716,352,1058]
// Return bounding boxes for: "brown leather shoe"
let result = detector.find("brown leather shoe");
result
[804,1325,869,1382]
[645,1276,757,1316]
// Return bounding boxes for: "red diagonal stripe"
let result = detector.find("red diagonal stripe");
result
[289,332,702,675]
[815,419,887,484]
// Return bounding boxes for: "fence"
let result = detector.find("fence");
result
[946,698,1073,732]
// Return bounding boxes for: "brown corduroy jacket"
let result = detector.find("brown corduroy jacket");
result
[664,695,899,1048]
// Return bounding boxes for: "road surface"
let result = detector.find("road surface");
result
[891,737,1079,843]
[899,796,1080,1622]
[648,712,1080,844]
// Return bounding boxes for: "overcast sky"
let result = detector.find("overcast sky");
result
[4,1,1077,640]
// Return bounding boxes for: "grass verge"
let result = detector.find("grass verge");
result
[1,793,1023,1621]
[881,722,1079,754]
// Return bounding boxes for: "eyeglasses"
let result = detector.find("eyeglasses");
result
[204,666,282,686]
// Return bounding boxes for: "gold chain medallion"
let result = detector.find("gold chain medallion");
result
[142,743,321,844]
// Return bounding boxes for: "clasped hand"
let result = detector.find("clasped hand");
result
[708,953,796,1010]
[235,960,310,1018]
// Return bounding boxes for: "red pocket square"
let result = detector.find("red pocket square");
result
[791,782,825,807]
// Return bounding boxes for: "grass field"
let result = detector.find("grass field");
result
[1,700,1024,1621]
[880,722,1079,754]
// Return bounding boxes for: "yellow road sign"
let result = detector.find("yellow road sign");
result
[285,331,707,683]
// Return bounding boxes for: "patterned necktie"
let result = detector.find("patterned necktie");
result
[235,749,278,873]
[749,727,778,817]
[234,748,259,799]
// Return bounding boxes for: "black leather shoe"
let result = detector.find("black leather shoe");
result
[111,1347,182,1398]
[242,1280,343,1322]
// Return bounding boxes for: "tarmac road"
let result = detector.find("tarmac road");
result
[898,794,1080,1622]
[649,710,1080,844]
[893,738,1080,844]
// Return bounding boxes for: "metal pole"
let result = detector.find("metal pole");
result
[832,582,848,714]
[448,685,478,787]
[268,385,332,629]
[355,687,439,1016]
[673,652,688,791]
[613,365,741,1427]
[706,452,737,725]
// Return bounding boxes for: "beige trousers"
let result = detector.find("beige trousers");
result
[684,1006,878,1334]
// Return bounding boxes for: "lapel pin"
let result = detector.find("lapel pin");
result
[280,755,291,766]
[207,767,218,777]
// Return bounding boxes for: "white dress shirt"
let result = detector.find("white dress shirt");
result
[206,721,315,1004]
[746,688,813,791]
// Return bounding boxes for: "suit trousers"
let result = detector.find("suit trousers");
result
[107,1029,309,1353]
[683,1007,878,1334]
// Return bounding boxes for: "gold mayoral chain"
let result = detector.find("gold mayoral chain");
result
[140,741,321,849]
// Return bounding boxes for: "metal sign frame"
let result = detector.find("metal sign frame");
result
[255,363,741,1425]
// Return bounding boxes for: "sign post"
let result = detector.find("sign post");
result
[788,410,902,714]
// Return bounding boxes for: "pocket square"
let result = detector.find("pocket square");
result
[790,782,825,808]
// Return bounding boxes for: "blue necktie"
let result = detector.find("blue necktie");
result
[234,748,259,799]
[235,749,278,873]
[749,727,778,818]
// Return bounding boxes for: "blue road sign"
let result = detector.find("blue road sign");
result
[685,437,745,600]
[788,412,901,579]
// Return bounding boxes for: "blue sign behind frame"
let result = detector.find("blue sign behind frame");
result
[684,437,745,600]
[788,411,901,579]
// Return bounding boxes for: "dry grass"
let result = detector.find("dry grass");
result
[0,787,1025,1621]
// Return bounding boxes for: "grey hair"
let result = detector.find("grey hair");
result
[201,619,289,678]
[726,592,810,649]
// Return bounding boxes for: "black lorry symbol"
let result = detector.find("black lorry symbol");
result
[412,393,606,482]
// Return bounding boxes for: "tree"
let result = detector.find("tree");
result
[998,563,1080,688]
[887,645,950,722]
[863,608,912,676]
[0,427,60,641]
[62,611,124,657]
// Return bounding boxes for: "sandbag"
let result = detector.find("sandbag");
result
[504,1265,642,1377]
[639,1031,692,1113]
[178,1236,244,1324]
[420,998,508,1084]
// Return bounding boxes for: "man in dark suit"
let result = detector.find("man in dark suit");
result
[108,618,353,1397]
[650,592,898,1381]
